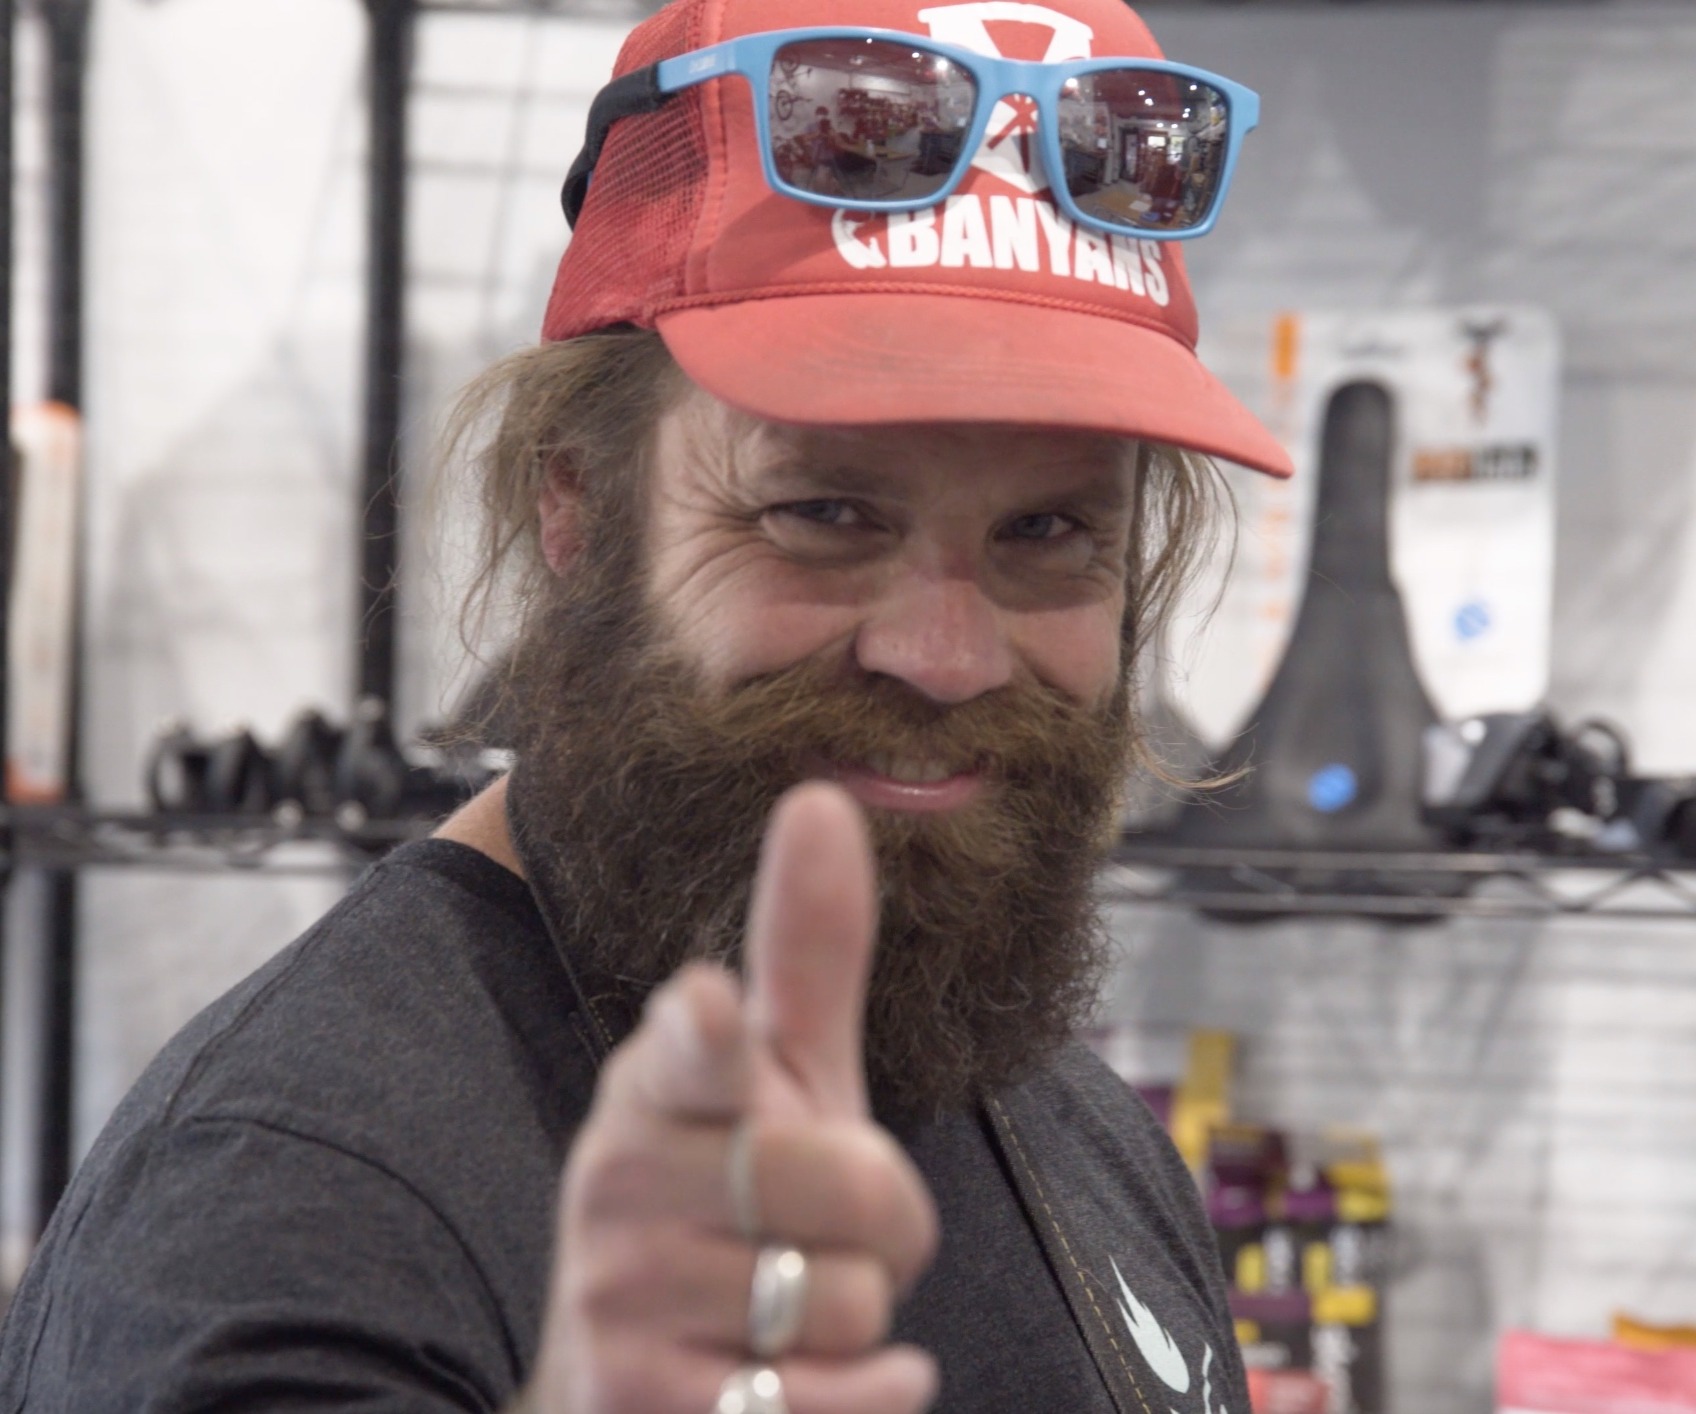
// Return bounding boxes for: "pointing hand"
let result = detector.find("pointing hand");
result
[529,782,941,1414]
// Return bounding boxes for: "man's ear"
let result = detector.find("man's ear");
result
[538,463,583,576]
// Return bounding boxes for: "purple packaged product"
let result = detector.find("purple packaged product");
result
[1282,1183,1338,1224]
[1209,1182,1268,1230]
[1209,1181,1268,1292]
[1208,1123,1288,1188]
[1278,1172,1338,1294]
[1229,1289,1314,1374]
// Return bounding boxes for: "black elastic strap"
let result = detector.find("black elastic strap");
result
[562,63,670,229]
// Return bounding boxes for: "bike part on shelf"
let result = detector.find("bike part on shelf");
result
[331,697,480,827]
[333,697,411,824]
[204,728,275,815]
[146,722,214,814]
[1169,384,1446,845]
[1669,796,1696,861]
[141,702,508,827]
[1621,775,1696,862]
[269,708,345,818]
[1423,711,1631,849]
[1160,381,1459,918]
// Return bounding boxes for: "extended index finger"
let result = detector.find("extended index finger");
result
[744,782,879,1120]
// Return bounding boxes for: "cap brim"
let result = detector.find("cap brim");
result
[657,293,1293,479]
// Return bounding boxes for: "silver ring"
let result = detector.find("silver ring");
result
[715,1363,788,1414]
[748,1244,809,1359]
[725,1120,761,1242]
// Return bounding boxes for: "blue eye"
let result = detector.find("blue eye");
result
[1005,512,1075,541]
[784,499,854,524]
[774,498,872,529]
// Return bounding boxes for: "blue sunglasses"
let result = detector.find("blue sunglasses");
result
[564,26,1259,241]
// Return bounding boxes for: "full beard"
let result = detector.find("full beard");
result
[502,543,1134,1120]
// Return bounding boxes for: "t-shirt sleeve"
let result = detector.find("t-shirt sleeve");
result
[1,1113,522,1413]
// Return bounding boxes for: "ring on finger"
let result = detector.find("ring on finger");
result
[748,1244,809,1359]
[715,1363,788,1414]
[725,1119,761,1242]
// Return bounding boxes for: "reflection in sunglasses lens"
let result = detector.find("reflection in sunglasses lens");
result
[769,39,976,203]
[1058,70,1228,232]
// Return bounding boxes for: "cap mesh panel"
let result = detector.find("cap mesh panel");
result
[542,0,710,339]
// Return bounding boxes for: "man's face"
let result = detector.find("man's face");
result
[506,375,1141,1117]
[643,383,1137,780]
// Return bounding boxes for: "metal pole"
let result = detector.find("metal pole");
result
[35,0,90,1233]
[358,0,414,710]
[0,0,17,1265]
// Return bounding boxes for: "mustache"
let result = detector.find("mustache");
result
[617,645,1126,784]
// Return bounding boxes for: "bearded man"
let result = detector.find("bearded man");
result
[0,0,1292,1410]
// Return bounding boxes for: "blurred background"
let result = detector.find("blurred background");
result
[0,2,1692,1412]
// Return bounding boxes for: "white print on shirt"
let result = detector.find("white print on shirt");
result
[1201,1342,1230,1414]
[1110,1259,1240,1414]
[914,2,1095,194]
[830,199,1170,306]
[1111,1257,1190,1393]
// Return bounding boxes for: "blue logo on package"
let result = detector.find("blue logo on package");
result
[1454,599,1492,642]
[1307,763,1358,813]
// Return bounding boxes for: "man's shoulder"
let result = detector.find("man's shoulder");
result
[87,838,592,1201]
[0,842,584,1408]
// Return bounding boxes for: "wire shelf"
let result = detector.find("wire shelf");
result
[10,810,1696,917]
[1105,839,1696,921]
[0,806,434,876]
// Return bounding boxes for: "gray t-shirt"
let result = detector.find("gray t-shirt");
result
[0,840,1247,1413]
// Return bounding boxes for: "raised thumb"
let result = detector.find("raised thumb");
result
[743,781,878,1119]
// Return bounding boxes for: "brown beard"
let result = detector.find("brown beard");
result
[502,528,1133,1119]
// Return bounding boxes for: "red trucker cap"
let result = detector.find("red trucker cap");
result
[542,0,1293,479]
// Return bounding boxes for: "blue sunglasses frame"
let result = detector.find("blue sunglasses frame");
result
[564,26,1260,241]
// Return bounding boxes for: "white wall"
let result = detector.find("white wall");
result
[3,3,1692,1411]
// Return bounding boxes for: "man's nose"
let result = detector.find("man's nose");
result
[852,571,1016,705]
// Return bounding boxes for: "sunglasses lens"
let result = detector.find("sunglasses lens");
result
[1058,70,1231,233]
[769,38,976,204]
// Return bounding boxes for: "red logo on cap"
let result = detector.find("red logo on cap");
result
[917,1,1095,193]
[817,3,1169,307]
